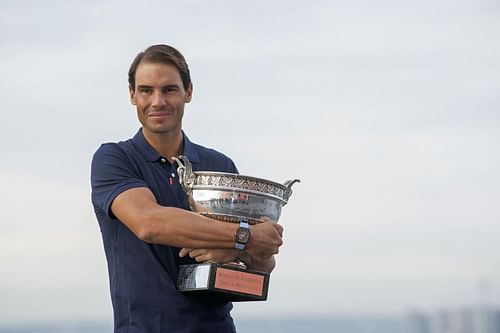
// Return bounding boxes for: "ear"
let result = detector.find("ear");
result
[185,82,193,103]
[129,85,136,105]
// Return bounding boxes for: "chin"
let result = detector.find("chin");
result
[148,125,179,134]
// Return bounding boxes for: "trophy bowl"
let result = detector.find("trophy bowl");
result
[173,156,300,224]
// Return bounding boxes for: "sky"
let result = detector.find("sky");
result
[1,0,499,326]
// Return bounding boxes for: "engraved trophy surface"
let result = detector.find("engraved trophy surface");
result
[173,155,299,301]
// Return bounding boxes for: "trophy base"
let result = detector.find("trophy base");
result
[177,263,270,302]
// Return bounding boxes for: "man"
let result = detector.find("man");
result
[91,44,284,333]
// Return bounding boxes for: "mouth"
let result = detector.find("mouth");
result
[147,110,172,118]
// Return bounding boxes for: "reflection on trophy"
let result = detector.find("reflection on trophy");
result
[173,155,300,301]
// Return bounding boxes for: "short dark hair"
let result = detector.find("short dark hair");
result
[128,44,191,90]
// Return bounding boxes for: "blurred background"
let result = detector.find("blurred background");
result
[1,0,499,332]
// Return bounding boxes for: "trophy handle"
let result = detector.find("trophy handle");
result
[283,179,300,202]
[172,155,196,194]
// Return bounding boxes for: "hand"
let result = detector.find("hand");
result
[179,247,239,264]
[245,217,284,262]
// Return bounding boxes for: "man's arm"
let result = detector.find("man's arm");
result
[178,248,277,273]
[111,187,283,261]
[177,217,281,272]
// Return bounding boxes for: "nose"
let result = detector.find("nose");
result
[151,91,166,108]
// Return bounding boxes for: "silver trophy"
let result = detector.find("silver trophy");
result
[173,155,299,301]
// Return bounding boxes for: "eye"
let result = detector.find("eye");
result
[165,86,179,94]
[139,87,153,94]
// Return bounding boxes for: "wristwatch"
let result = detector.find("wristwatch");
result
[235,219,250,250]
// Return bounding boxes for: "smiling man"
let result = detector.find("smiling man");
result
[91,45,283,333]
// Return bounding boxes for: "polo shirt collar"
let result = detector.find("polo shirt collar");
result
[132,128,200,164]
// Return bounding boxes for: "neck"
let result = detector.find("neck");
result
[142,128,183,160]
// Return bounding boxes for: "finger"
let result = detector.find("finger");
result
[194,254,211,263]
[275,224,284,237]
[179,248,193,257]
[189,249,206,258]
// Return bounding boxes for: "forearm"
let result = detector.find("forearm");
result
[139,206,239,249]
[111,187,282,258]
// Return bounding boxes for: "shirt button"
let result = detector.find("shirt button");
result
[161,158,167,163]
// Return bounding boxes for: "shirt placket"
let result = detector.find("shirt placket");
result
[159,157,189,210]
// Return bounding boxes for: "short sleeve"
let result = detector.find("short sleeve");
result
[229,159,238,174]
[91,143,149,218]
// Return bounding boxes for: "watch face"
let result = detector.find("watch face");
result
[236,227,250,244]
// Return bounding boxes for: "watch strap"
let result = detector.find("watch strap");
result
[234,219,250,250]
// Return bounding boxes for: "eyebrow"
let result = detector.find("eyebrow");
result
[136,84,180,90]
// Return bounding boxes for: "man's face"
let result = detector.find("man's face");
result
[129,62,192,136]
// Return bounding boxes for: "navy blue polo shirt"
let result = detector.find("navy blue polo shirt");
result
[91,129,238,333]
